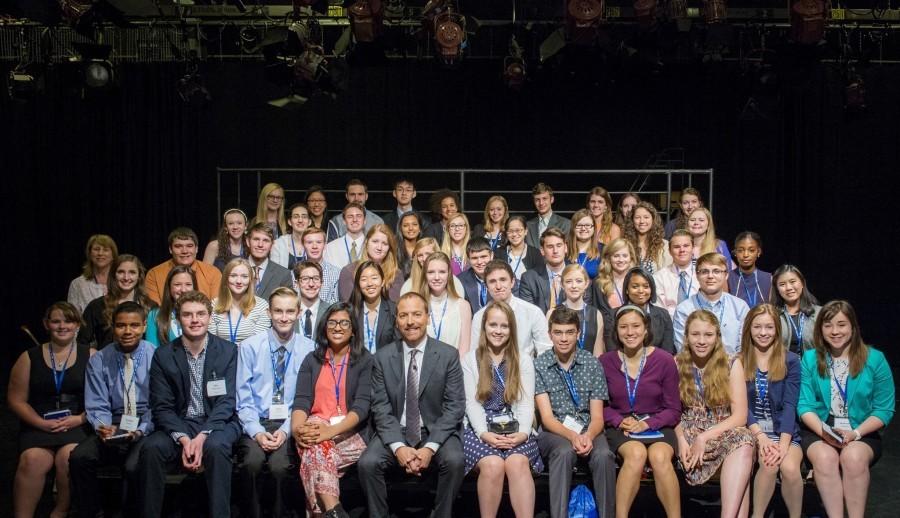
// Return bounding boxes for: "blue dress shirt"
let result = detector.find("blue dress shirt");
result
[673,292,749,355]
[84,340,156,435]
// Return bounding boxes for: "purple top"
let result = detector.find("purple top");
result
[600,348,682,431]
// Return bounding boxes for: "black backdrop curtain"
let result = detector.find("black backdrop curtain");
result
[2,57,898,371]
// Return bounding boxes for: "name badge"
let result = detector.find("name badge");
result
[269,404,289,421]
[43,408,72,421]
[329,415,346,426]
[489,412,514,425]
[833,417,852,431]
[757,418,773,434]
[119,414,140,432]
[562,414,585,434]
[207,379,227,397]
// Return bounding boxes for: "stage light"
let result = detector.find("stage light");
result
[349,0,384,42]
[503,36,526,90]
[6,64,44,102]
[702,0,727,24]
[73,42,115,90]
[423,0,467,65]
[790,0,826,45]
[566,0,604,45]
[633,0,657,28]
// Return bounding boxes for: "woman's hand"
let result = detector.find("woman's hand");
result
[625,419,649,436]
[505,432,528,448]
[821,424,844,449]
[49,415,82,433]
[480,432,507,449]
[677,436,692,469]
[687,433,708,469]
[619,416,637,432]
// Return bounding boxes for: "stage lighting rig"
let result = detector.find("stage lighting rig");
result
[7,63,44,102]
[348,0,384,43]
[566,0,604,45]
[423,0,467,65]
[790,0,827,45]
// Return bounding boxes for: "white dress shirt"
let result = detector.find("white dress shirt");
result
[388,338,441,453]
[653,264,700,318]
[471,296,552,358]
[323,235,364,270]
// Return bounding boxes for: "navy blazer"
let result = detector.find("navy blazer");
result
[494,244,546,273]
[457,268,489,315]
[355,300,399,352]
[745,351,801,438]
[293,349,374,436]
[150,333,239,435]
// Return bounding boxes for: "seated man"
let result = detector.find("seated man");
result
[293,261,329,340]
[653,229,699,318]
[145,227,222,304]
[237,287,316,518]
[246,223,294,301]
[519,227,569,314]
[70,302,156,518]
[358,293,466,518]
[323,202,368,270]
[137,290,241,518]
[325,179,384,242]
[299,227,340,304]
[535,307,615,518]
[525,183,571,249]
[457,238,494,316]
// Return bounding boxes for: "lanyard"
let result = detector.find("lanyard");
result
[508,249,524,277]
[695,294,725,324]
[557,364,581,408]
[478,280,487,306]
[576,306,587,349]
[117,348,143,414]
[328,352,348,414]
[828,357,849,410]
[614,281,624,306]
[754,369,769,415]
[365,306,379,353]
[622,348,647,412]
[452,253,464,271]
[493,362,506,390]
[786,311,805,345]
[737,270,763,307]
[290,236,305,260]
[170,310,182,338]
[429,297,448,341]
[343,236,354,263]
[489,232,502,250]
[577,251,589,267]
[49,343,75,397]
[693,367,705,402]
[227,310,243,343]
[268,332,295,397]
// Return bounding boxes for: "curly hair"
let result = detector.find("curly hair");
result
[622,201,667,268]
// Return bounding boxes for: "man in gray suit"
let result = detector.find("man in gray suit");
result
[519,227,569,314]
[246,223,293,301]
[358,292,466,518]
[526,182,571,249]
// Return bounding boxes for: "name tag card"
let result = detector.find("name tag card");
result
[757,418,774,434]
[207,379,227,397]
[119,415,140,432]
[490,412,513,425]
[833,417,851,431]
[329,415,346,426]
[269,404,289,421]
[562,415,585,434]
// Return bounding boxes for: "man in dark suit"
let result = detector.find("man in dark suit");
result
[358,292,466,518]
[381,178,423,236]
[519,228,569,313]
[246,222,293,300]
[137,290,241,518]
[526,182,572,249]
[457,237,494,315]
[293,261,331,340]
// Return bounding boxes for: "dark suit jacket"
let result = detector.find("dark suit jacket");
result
[746,352,801,437]
[355,300,400,352]
[422,221,445,242]
[369,338,465,447]
[525,213,572,249]
[293,349,374,436]
[494,244,545,272]
[150,333,239,435]
[382,208,424,238]
[457,268,489,315]
[293,300,331,337]
[519,265,555,314]
[256,261,293,301]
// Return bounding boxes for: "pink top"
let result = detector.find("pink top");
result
[310,352,349,419]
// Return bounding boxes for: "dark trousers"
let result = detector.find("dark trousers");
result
[537,430,616,518]
[357,434,465,518]
[136,419,241,518]
[70,433,145,518]
[236,433,299,518]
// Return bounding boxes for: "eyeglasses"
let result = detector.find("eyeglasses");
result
[449,223,467,230]
[307,198,326,204]
[575,223,595,230]
[698,269,727,277]
[326,319,352,329]
[298,276,321,284]
[266,194,284,201]
[506,228,525,235]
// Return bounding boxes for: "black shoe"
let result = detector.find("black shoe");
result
[323,504,350,518]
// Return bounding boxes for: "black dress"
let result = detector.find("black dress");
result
[18,344,90,452]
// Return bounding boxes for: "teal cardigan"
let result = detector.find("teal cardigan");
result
[143,307,179,348]
[797,347,895,429]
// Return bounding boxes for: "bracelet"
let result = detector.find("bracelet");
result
[853,429,862,441]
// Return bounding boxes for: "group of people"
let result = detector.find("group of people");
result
[10,177,893,518]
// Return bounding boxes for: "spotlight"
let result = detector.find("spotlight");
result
[73,42,115,90]
[702,0,727,24]
[6,63,44,102]
[566,0,604,45]
[633,0,657,29]
[503,36,526,90]
[790,0,826,45]
[423,0,467,65]
[348,0,384,43]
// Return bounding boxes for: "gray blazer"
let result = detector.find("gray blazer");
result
[255,261,293,301]
[369,337,465,448]
[525,213,572,249]
[779,305,821,354]
[519,264,555,314]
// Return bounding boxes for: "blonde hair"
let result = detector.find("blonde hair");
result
[741,304,786,382]
[482,195,509,234]
[214,258,258,316]
[252,183,287,236]
[360,224,400,288]
[692,208,719,256]
[596,238,637,297]
[407,237,440,293]
[561,264,590,300]
[566,209,601,263]
[416,252,462,301]
[676,310,732,407]
[441,213,471,269]
[475,301,523,404]
[81,234,118,279]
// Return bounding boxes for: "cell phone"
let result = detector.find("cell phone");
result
[106,433,131,442]
[822,423,844,443]
[43,409,72,421]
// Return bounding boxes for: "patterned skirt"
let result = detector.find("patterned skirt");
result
[679,405,754,486]
[297,415,367,515]
[462,428,544,475]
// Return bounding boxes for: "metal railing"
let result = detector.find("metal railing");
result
[216,167,714,225]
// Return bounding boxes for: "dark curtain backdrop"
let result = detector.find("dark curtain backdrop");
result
[2,57,898,372]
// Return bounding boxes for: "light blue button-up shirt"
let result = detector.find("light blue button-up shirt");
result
[673,292,750,355]
[236,329,315,438]
[84,340,156,435]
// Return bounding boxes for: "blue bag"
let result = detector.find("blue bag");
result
[567,484,599,518]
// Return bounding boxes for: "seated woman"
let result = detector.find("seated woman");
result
[600,305,681,518]
[79,254,154,350]
[67,234,117,314]
[145,265,196,347]
[674,310,754,518]
[770,264,820,354]
[798,300,895,518]
[494,215,544,281]
[337,224,405,302]
[396,212,422,278]
[271,202,312,270]
[417,252,472,354]
[687,208,734,270]
[462,300,542,518]
[618,267,675,354]
[293,302,373,518]
[550,264,605,356]
[622,201,672,275]
[727,232,771,309]
[566,209,603,280]
[441,213,471,276]
[592,238,637,311]
[472,195,509,252]
[740,304,803,518]
[422,189,460,241]
[250,182,287,239]
[350,261,398,354]
[202,208,249,271]
[209,258,271,344]
[614,192,641,228]
[9,302,93,518]
[305,185,329,230]
[586,186,621,245]
[402,237,454,294]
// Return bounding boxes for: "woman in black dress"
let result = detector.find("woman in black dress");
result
[8,302,93,518]
[79,254,154,349]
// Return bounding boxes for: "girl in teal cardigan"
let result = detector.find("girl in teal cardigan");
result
[798,300,895,518]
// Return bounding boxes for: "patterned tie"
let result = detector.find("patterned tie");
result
[539,216,548,236]
[274,346,287,402]
[549,273,561,311]
[350,241,359,262]
[678,271,689,303]
[303,309,312,339]
[123,352,136,415]
[405,349,422,446]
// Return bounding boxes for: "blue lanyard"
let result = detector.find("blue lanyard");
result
[694,294,725,324]
[227,311,243,343]
[49,343,75,397]
[343,236,354,263]
[828,358,849,409]
[365,306,379,353]
[489,232,502,250]
[290,236,305,260]
[452,253,464,271]
[170,310,182,338]
[754,369,769,411]
[576,306,587,349]
[268,333,295,396]
[493,362,506,390]
[557,364,581,408]
[328,352,348,414]
[622,348,646,412]
[737,270,762,307]
[693,367,705,402]
[614,281,624,306]
[478,280,487,306]
[429,298,448,341]
[786,311,805,345]
[117,348,143,414]
[508,249,524,277]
